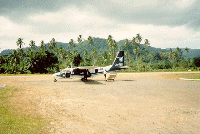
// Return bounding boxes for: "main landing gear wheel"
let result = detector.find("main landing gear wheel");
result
[81,78,87,82]
[54,79,57,82]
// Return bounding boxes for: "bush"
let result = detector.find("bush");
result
[193,57,200,67]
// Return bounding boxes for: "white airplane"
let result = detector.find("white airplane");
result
[53,51,128,82]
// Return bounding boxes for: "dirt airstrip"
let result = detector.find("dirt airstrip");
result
[0,72,200,133]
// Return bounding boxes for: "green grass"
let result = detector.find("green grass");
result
[0,73,54,77]
[179,73,200,79]
[118,68,200,73]
[0,87,48,133]
[0,73,52,76]
[161,73,200,80]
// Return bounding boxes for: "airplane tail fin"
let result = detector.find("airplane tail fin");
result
[109,51,126,71]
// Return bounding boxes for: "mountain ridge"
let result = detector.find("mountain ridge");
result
[1,38,200,58]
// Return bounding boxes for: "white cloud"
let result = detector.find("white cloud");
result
[27,7,120,41]
[103,24,200,49]
[0,4,200,52]
[0,16,30,36]
[0,16,31,50]
[27,7,119,41]
[175,0,196,9]
[29,7,111,28]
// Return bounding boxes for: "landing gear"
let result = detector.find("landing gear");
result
[81,78,87,82]
[54,78,57,82]
[82,70,88,82]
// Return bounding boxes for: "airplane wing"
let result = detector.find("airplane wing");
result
[77,66,98,70]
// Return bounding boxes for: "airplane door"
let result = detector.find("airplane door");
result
[95,69,98,73]
[66,73,70,78]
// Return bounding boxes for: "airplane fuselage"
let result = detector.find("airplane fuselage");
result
[53,66,111,79]
[53,51,127,81]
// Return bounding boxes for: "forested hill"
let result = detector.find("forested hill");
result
[0,38,110,56]
[1,37,200,58]
[1,36,200,74]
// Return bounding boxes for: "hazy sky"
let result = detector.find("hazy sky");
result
[0,0,199,51]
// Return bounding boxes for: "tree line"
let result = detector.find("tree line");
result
[0,34,200,74]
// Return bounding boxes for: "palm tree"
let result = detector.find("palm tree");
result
[16,38,25,49]
[10,50,19,74]
[77,35,83,52]
[144,39,150,47]
[185,47,189,53]
[88,36,93,52]
[56,46,66,68]
[176,47,183,62]
[159,51,166,60]
[107,35,115,60]
[148,52,155,65]
[39,40,45,51]
[134,46,140,61]
[140,54,144,61]
[16,38,25,73]
[176,47,182,55]
[65,50,73,67]
[173,52,178,62]
[113,40,117,59]
[131,37,136,46]
[135,34,142,61]
[124,39,130,64]
[107,35,113,48]
[91,48,98,65]
[27,40,36,71]
[58,46,64,59]
[83,50,89,65]
[107,35,112,40]
[69,39,75,51]
[135,33,142,45]
[124,39,129,50]
[49,38,56,51]
[131,36,138,62]
[29,40,36,50]
[168,48,173,62]
[102,51,109,65]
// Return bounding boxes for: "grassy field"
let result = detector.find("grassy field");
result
[160,73,200,80]
[175,73,200,79]
[118,67,200,73]
[0,86,48,133]
[0,73,52,76]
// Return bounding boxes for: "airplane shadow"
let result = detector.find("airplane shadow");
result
[59,80,81,82]
[122,80,135,81]
[58,79,104,85]
[56,79,134,84]
[83,80,105,85]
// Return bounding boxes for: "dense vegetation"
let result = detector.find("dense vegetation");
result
[0,34,200,74]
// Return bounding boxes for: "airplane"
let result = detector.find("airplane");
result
[53,51,128,82]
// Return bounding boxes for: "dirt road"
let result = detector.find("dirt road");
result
[1,72,200,133]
